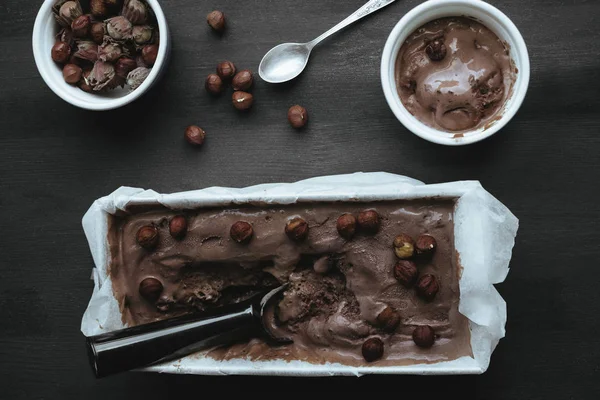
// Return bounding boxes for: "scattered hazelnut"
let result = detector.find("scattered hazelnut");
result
[205,73,224,95]
[313,255,332,275]
[416,274,440,301]
[142,44,158,66]
[412,325,436,348]
[393,234,415,259]
[357,210,380,235]
[139,277,163,302]
[394,260,419,287]
[71,14,91,38]
[426,38,447,62]
[217,61,236,80]
[169,215,188,239]
[114,57,137,79]
[63,64,82,84]
[376,307,401,332]
[230,221,254,244]
[207,10,225,33]
[416,234,437,258]
[232,91,254,111]
[90,22,106,44]
[336,214,356,240]
[285,217,309,242]
[185,125,206,147]
[232,70,254,91]
[78,69,93,93]
[136,225,159,249]
[51,41,71,64]
[288,105,308,129]
[362,337,384,362]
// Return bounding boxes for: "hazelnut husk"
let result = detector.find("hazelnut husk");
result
[71,14,91,38]
[336,213,356,240]
[205,73,223,95]
[115,57,137,79]
[285,217,309,242]
[416,274,440,301]
[426,38,447,62]
[51,41,71,64]
[357,210,380,234]
[232,91,254,110]
[394,260,418,287]
[288,105,308,129]
[185,125,206,147]
[207,10,226,33]
[142,44,158,67]
[63,64,82,84]
[139,277,163,302]
[393,234,415,259]
[136,225,159,249]
[412,325,436,348]
[169,215,188,240]
[217,61,236,80]
[416,234,437,258]
[90,22,106,44]
[230,221,254,244]
[232,70,253,91]
[376,307,401,332]
[362,337,384,362]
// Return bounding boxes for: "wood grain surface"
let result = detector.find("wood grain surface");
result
[1,0,599,398]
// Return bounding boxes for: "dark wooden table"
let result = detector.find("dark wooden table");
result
[1,0,599,398]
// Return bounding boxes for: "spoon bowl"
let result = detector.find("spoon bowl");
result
[259,43,312,84]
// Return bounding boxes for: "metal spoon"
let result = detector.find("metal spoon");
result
[259,0,397,84]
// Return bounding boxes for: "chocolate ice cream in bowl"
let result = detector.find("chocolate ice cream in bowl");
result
[381,0,530,145]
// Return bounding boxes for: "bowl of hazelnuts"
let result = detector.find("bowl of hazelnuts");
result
[33,0,170,111]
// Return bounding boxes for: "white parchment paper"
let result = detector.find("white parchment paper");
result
[81,172,518,376]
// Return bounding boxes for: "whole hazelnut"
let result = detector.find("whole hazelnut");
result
[207,10,226,33]
[71,14,91,38]
[217,61,236,80]
[412,325,436,348]
[169,215,188,239]
[78,69,93,93]
[393,234,415,259]
[51,41,71,64]
[232,91,254,111]
[288,105,308,129]
[230,221,254,244]
[336,214,356,240]
[63,64,82,84]
[136,225,159,249]
[90,22,106,44]
[139,277,163,302]
[232,70,254,91]
[394,260,419,287]
[416,234,437,258]
[185,125,206,147]
[357,210,380,235]
[142,44,159,67]
[376,307,401,332]
[362,337,384,362]
[205,73,223,95]
[115,57,137,79]
[426,38,447,62]
[285,217,309,242]
[416,274,440,301]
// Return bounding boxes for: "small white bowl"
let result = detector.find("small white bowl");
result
[381,0,530,146]
[32,0,171,111]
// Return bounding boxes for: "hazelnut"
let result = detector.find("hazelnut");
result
[288,105,308,129]
[412,325,436,348]
[169,215,188,239]
[207,10,225,33]
[416,234,437,258]
[393,234,415,259]
[232,91,254,111]
[376,307,401,332]
[136,225,159,249]
[90,22,106,44]
[139,277,163,302]
[394,260,418,287]
[217,61,236,80]
[313,255,332,275]
[357,210,380,235]
[232,70,254,91]
[285,217,309,242]
[63,64,82,84]
[205,73,224,95]
[336,214,356,240]
[71,14,91,38]
[362,337,384,362]
[185,125,206,147]
[416,274,440,301]
[78,69,93,93]
[51,41,71,64]
[426,38,447,62]
[142,44,159,67]
[114,57,137,79]
[230,221,254,244]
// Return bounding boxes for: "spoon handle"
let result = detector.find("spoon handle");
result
[308,0,397,48]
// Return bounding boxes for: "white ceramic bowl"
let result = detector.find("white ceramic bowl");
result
[32,0,171,111]
[381,0,530,145]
